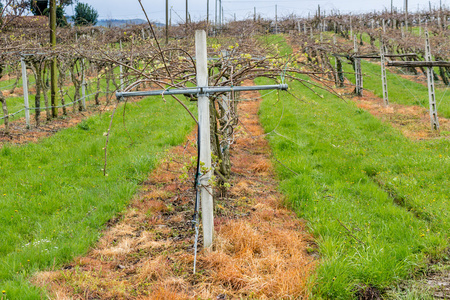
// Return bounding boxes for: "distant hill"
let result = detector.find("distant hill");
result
[96,19,164,27]
[65,16,164,27]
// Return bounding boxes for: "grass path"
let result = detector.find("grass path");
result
[0,96,195,298]
[256,36,450,299]
[31,81,315,299]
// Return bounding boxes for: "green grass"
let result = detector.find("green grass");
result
[257,36,450,299]
[0,96,195,298]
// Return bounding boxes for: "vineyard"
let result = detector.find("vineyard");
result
[1,2,450,299]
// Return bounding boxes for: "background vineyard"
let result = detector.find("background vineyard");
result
[1,3,450,299]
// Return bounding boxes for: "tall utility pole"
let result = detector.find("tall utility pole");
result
[218,0,222,26]
[186,0,188,24]
[166,0,169,43]
[50,0,57,118]
[275,5,277,34]
[391,0,393,14]
[254,7,256,22]
[405,0,408,30]
[207,0,209,26]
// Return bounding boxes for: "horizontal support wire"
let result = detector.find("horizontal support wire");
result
[0,91,108,120]
[0,108,25,120]
[116,84,289,99]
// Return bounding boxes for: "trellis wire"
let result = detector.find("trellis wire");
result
[0,91,109,120]
[0,108,25,120]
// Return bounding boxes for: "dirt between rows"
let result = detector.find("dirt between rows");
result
[31,81,316,299]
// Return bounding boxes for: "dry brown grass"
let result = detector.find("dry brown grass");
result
[32,81,315,300]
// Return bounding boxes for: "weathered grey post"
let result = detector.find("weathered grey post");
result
[20,58,30,128]
[419,15,422,35]
[81,59,87,110]
[424,31,439,130]
[354,35,363,96]
[195,30,214,248]
[115,33,288,250]
[119,40,124,91]
[275,5,278,34]
[333,35,338,86]
[383,19,386,33]
[350,16,353,38]
[380,41,389,105]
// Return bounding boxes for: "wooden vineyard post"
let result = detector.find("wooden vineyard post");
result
[119,40,124,91]
[115,32,288,250]
[380,41,389,106]
[21,58,31,128]
[383,19,386,33]
[424,31,439,131]
[81,59,86,110]
[354,35,363,96]
[333,35,339,87]
[195,30,214,248]
[350,16,353,39]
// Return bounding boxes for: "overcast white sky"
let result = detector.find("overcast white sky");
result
[71,0,447,22]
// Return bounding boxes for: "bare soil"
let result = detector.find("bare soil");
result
[32,81,315,299]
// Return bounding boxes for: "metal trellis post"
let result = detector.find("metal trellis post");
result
[81,59,86,110]
[354,35,362,96]
[20,58,30,128]
[425,31,439,131]
[380,41,389,106]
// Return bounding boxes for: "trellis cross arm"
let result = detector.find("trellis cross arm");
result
[115,84,288,99]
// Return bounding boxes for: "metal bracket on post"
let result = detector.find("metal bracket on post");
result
[20,57,31,128]
[425,31,439,131]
